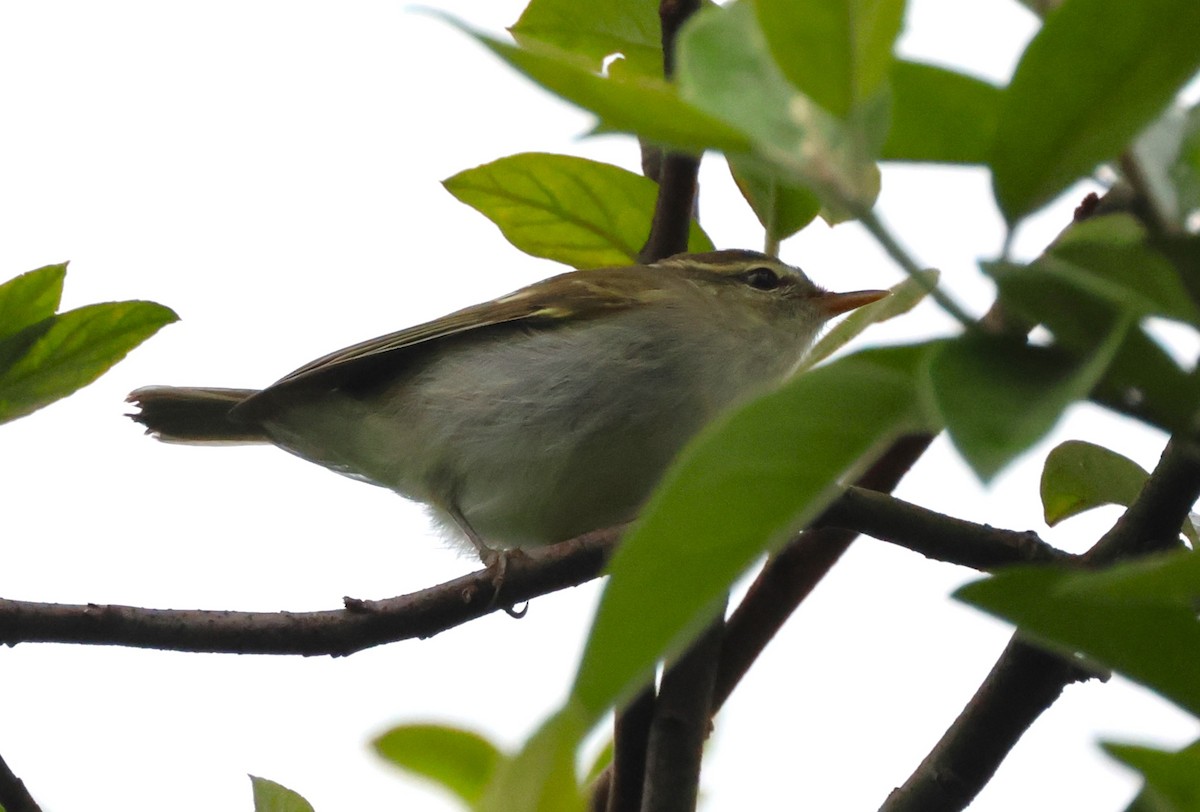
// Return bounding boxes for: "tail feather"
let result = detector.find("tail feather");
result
[127,386,268,444]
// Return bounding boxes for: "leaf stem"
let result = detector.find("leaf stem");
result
[858,208,976,328]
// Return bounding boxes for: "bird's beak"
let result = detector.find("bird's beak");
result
[814,289,889,317]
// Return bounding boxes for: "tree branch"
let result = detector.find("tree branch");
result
[879,638,1096,812]
[601,685,656,812]
[819,487,1073,570]
[640,609,724,812]
[0,528,617,655]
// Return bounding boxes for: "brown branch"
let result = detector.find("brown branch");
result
[0,528,617,655]
[600,685,656,812]
[879,637,1096,812]
[0,748,41,812]
[882,421,1200,812]
[819,487,1073,570]
[638,153,701,264]
[639,609,724,812]
[637,0,701,266]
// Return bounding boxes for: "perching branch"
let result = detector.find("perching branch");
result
[0,528,617,655]
[0,476,1077,656]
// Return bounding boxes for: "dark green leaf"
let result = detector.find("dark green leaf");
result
[727,156,820,244]
[985,257,1200,433]
[455,22,750,155]
[992,0,1200,222]
[0,263,66,343]
[956,550,1200,717]
[1046,215,1200,327]
[572,345,938,717]
[374,723,503,807]
[1108,740,1200,812]
[676,1,883,214]
[930,326,1126,481]
[444,153,712,268]
[882,61,1001,164]
[0,300,178,424]
[1153,234,1200,313]
[754,0,905,119]
[510,0,662,77]
[802,269,939,370]
[250,776,315,812]
[1093,325,1199,433]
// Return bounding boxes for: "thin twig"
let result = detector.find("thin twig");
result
[857,209,976,328]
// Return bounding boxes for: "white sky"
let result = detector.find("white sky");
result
[1,1,1197,811]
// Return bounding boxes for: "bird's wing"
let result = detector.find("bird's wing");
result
[233,267,658,418]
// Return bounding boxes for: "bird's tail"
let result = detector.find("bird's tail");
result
[127,386,268,444]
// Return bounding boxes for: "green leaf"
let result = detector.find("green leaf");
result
[374,724,503,807]
[801,269,939,371]
[0,300,178,424]
[0,263,66,343]
[1108,740,1200,812]
[754,0,905,119]
[479,708,588,812]
[991,0,1200,222]
[882,61,1002,164]
[454,21,751,155]
[1094,327,1199,433]
[956,550,1200,717]
[985,256,1200,433]
[1046,215,1200,327]
[572,345,937,717]
[676,1,883,215]
[1039,439,1198,543]
[250,775,316,812]
[509,0,662,77]
[727,156,821,244]
[929,325,1126,481]
[1041,440,1150,524]
[444,153,712,268]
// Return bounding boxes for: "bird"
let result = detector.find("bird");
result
[128,249,886,563]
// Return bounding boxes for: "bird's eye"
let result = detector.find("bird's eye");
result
[743,266,782,290]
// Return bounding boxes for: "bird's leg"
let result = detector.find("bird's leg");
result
[449,508,525,617]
